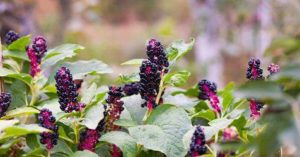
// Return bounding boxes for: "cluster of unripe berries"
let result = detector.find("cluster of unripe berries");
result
[0,93,11,117]
[139,39,169,110]
[245,58,280,118]
[38,109,59,150]
[27,36,47,77]
[189,125,207,157]
[55,67,85,113]
[198,79,221,113]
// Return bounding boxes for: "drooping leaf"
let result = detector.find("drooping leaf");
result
[121,59,144,66]
[7,35,31,52]
[0,124,50,140]
[100,131,137,157]
[1,107,39,119]
[0,68,32,86]
[120,95,146,125]
[82,102,105,129]
[129,105,192,157]
[163,71,191,87]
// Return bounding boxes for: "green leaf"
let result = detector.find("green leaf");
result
[272,64,300,81]
[0,120,19,132]
[163,71,191,87]
[8,80,27,109]
[0,124,50,140]
[0,68,32,86]
[22,148,45,157]
[1,107,39,119]
[120,95,146,125]
[221,82,235,112]
[70,151,98,157]
[203,118,234,140]
[100,131,137,157]
[3,50,29,61]
[163,91,198,110]
[26,134,40,149]
[234,81,283,100]
[192,110,215,121]
[63,60,112,80]
[8,35,31,52]
[82,102,105,129]
[129,104,192,157]
[52,140,73,156]
[42,44,84,68]
[121,59,144,66]
[166,39,195,66]
[118,73,140,84]
[81,83,97,104]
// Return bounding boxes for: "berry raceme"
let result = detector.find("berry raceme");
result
[105,86,124,132]
[55,67,85,113]
[198,79,221,113]
[249,99,263,119]
[267,63,280,76]
[0,93,11,117]
[189,125,207,157]
[26,36,47,77]
[4,30,20,45]
[246,58,264,80]
[139,60,161,110]
[146,39,169,73]
[78,128,100,152]
[122,82,140,96]
[38,109,58,150]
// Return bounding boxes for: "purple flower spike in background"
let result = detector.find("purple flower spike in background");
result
[55,67,84,112]
[198,79,221,113]
[0,93,11,117]
[4,30,20,45]
[38,109,58,150]
[189,125,207,157]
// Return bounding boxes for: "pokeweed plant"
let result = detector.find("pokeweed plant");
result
[0,31,299,157]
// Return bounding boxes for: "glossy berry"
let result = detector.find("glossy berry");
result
[246,58,264,80]
[189,125,207,157]
[249,99,263,119]
[146,39,169,73]
[38,109,58,150]
[198,80,221,113]
[32,36,47,60]
[267,63,280,76]
[0,93,11,117]
[139,60,161,110]
[4,30,20,45]
[105,86,124,131]
[122,82,140,96]
[78,128,100,152]
[55,67,85,112]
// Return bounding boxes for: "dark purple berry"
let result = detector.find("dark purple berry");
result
[249,99,264,119]
[4,30,20,45]
[198,80,221,113]
[246,58,264,80]
[146,39,169,73]
[189,125,206,157]
[38,109,58,150]
[55,67,84,112]
[78,128,100,152]
[0,93,11,117]
[32,36,47,60]
[122,82,140,96]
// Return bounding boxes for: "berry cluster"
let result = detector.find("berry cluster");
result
[146,39,169,73]
[267,63,280,76]
[0,93,11,117]
[26,36,47,77]
[246,58,264,80]
[78,128,100,152]
[122,82,140,96]
[4,30,20,45]
[38,109,58,150]
[217,127,239,157]
[198,80,221,113]
[189,125,207,157]
[55,67,85,112]
[249,99,264,119]
[105,86,124,131]
[139,60,161,110]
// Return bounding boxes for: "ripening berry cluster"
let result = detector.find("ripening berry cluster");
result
[0,93,11,117]
[38,109,59,150]
[249,99,264,118]
[122,82,140,96]
[105,86,125,131]
[246,58,264,80]
[198,79,221,113]
[189,125,207,157]
[55,67,85,113]
[4,30,20,45]
[78,128,100,152]
[146,39,169,73]
[217,127,239,157]
[26,36,47,77]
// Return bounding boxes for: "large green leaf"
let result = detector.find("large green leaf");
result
[70,151,98,157]
[220,82,235,112]
[42,44,84,68]
[234,81,283,100]
[8,80,27,109]
[81,83,97,104]
[100,131,137,157]
[192,109,216,121]
[203,118,234,140]
[7,35,31,52]
[165,39,195,66]
[3,50,29,61]
[119,95,146,125]
[163,71,191,87]
[0,124,50,140]
[121,59,144,66]
[1,107,39,119]
[0,120,19,132]
[163,88,198,110]
[129,105,192,157]
[82,102,105,129]
[0,68,32,86]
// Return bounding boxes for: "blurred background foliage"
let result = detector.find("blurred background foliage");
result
[1,0,300,86]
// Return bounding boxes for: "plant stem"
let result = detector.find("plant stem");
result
[59,135,74,144]
[47,150,50,157]
[73,120,79,144]
[205,144,216,157]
